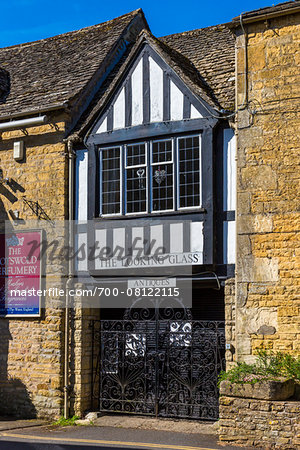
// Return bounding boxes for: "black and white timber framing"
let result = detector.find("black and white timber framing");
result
[76,38,236,280]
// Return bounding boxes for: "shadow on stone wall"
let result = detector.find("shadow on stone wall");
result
[0,318,37,418]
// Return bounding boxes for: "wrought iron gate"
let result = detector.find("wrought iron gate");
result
[95,308,225,420]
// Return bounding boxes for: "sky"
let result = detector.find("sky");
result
[1,0,278,48]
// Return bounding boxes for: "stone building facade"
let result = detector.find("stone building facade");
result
[0,1,299,422]
[232,1,300,363]
[0,10,147,418]
[0,116,68,417]
[219,3,300,447]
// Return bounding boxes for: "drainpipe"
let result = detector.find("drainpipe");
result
[64,139,76,418]
[237,13,248,111]
[0,115,47,131]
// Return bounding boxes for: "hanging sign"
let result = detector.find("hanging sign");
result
[0,230,42,317]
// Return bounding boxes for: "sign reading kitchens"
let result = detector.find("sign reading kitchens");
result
[0,231,42,316]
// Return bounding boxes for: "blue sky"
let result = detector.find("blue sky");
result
[2,0,276,48]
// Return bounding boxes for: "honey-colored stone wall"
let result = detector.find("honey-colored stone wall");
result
[69,305,100,418]
[235,13,300,362]
[0,114,68,418]
[219,396,300,448]
[224,278,236,368]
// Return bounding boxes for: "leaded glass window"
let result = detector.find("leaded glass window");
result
[151,139,174,212]
[178,136,201,209]
[101,147,121,215]
[125,143,147,214]
[99,135,201,216]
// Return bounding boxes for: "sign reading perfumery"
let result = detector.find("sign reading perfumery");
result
[0,231,42,317]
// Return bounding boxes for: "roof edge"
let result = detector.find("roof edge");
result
[0,102,69,122]
[68,10,149,109]
[230,1,300,27]
[159,23,231,39]
[0,9,143,51]
[65,13,149,134]
[0,9,148,121]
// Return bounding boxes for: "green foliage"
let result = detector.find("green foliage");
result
[52,415,80,427]
[279,353,300,380]
[256,350,300,381]
[218,362,262,386]
[219,350,300,385]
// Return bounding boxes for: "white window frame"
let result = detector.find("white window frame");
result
[150,138,175,214]
[125,142,148,216]
[100,145,123,217]
[99,134,202,217]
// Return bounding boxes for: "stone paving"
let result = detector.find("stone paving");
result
[0,418,46,432]
[92,414,219,435]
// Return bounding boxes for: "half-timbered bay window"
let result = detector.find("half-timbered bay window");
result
[100,135,201,216]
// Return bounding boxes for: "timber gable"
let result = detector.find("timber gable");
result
[90,41,207,138]
[73,27,234,143]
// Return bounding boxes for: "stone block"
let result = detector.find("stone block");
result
[236,282,248,307]
[237,192,251,214]
[239,256,279,282]
[241,165,277,191]
[220,379,295,400]
[248,44,266,71]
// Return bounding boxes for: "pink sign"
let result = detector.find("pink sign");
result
[0,231,42,316]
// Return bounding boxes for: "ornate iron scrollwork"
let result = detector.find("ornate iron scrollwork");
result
[92,303,225,420]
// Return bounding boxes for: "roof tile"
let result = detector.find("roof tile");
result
[160,24,235,110]
[0,10,144,118]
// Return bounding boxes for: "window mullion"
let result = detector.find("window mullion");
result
[199,135,202,208]
[151,138,174,212]
[100,146,122,216]
[121,145,124,215]
[99,149,103,216]
[173,137,177,211]
[125,142,147,214]
[178,134,201,210]
[147,141,151,213]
